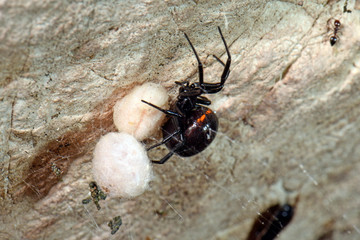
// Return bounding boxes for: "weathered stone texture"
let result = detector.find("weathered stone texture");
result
[1,0,360,239]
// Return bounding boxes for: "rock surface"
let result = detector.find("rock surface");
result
[1,0,360,239]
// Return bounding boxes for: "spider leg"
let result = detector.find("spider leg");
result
[326,17,335,31]
[201,26,231,93]
[175,81,189,87]
[212,54,225,67]
[152,151,174,164]
[196,96,211,105]
[152,118,185,164]
[152,141,184,164]
[184,27,231,94]
[141,100,183,118]
[146,129,181,151]
[184,32,204,91]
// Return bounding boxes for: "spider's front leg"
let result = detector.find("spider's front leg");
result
[184,26,231,94]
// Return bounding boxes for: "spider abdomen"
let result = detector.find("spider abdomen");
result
[162,106,218,157]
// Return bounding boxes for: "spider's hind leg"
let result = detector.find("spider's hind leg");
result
[141,99,185,164]
[152,151,174,164]
[151,141,184,164]
[146,129,181,151]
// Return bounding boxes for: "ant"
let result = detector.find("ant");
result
[328,19,341,46]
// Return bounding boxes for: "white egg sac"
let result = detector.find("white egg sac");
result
[113,82,169,141]
[92,132,152,198]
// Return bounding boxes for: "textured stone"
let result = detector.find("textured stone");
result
[1,0,360,239]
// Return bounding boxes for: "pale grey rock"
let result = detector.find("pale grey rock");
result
[1,0,360,239]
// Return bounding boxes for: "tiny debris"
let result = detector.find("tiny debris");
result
[154,209,167,217]
[50,162,62,177]
[108,216,122,235]
[82,181,107,210]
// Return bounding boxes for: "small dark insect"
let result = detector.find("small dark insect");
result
[343,0,352,13]
[82,181,107,210]
[108,216,122,235]
[246,204,295,240]
[328,19,341,46]
[142,26,231,164]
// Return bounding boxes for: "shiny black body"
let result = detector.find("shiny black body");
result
[142,27,231,164]
[162,106,218,157]
[246,204,294,240]
[329,19,341,46]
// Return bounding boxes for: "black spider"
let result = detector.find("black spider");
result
[142,27,231,164]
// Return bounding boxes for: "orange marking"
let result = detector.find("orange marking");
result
[197,109,212,123]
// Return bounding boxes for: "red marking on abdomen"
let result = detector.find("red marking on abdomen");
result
[197,109,212,124]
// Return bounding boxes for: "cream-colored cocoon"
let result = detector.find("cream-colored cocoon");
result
[92,132,152,198]
[113,83,169,141]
